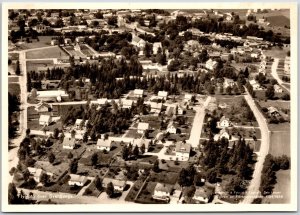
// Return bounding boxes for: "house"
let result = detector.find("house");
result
[39,114,51,126]
[137,122,149,134]
[147,102,163,113]
[74,43,81,51]
[175,142,191,161]
[102,178,126,192]
[153,42,162,55]
[133,89,144,98]
[75,119,88,130]
[223,78,235,89]
[192,187,213,203]
[249,80,262,91]
[176,105,186,115]
[205,59,218,71]
[35,101,51,113]
[153,183,173,202]
[68,174,88,187]
[166,122,177,134]
[97,139,113,151]
[64,38,72,45]
[214,128,230,141]
[51,39,58,46]
[184,94,194,102]
[121,99,133,109]
[62,137,76,149]
[274,84,283,93]
[28,167,45,183]
[34,90,69,102]
[157,91,168,100]
[76,36,85,43]
[267,106,280,117]
[217,116,231,128]
[131,138,151,153]
[131,36,146,48]
[97,98,108,106]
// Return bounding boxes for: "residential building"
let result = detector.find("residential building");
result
[192,187,213,203]
[28,167,47,183]
[166,122,177,134]
[214,128,230,141]
[97,139,113,151]
[131,35,146,48]
[39,114,51,126]
[205,59,218,71]
[133,89,144,97]
[75,119,88,130]
[153,42,162,55]
[68,174,88,186]
[131,138,151,153]
[267,106,280,117]
[102,178,126,193]
[249,79,262,91]
[35,101,51,113]
[62,137,76,149]
[137,122,150,134]
[217,116,231,128]
[121,99,133,109]
[274,84,283,93]
[175,142,191,161]
[157,91,168,100]
[223,78,235,89]
[152,183,173,202]
[64,38,72,45]
[34,89,69,102]
[51,39,58,46]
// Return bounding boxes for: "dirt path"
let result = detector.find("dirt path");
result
[271,58,290,93]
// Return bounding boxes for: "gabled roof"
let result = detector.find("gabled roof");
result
[134,89,144,95]
[158,91,168,97]
[193,187,213,198]
[131,138,151,149]
[97,139,113,147]
[175,142,191,153]
[137,122,149,130]
[62,137,76,147]
[97,98,108,105]
[122,99,133,107]
[69,174,87,183]
[102,178,126,187]
[154,183,173,193]
[39,114,51,122]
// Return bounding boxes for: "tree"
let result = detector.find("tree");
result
[106,182,115,198]
[122,145,129,160]
[15,60,21,75]
[22,169,30,182]
[40,172,50,185]
[83,132,88,143]
[133,145,139,159]
[53,128,59,139]
[94,176,103,191]
[265,85,275,100]
[25,128,30,136]
[67,152,73,159]
[140,143,146,154]
[153,159,160,172]
[48,152,55,164]
[91,152,98,167]
[8,183,19,204]
[69,159,78,174]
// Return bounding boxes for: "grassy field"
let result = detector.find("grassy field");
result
[26,60,54,71]
[26,46,69,59]
[9,83,20,96]
[8,76,19,82]
[17,36,53,50]
[269,130,290,157]
[262,169,290,204]
[263,47,290,59]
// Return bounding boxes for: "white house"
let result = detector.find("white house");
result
[205,59,218,71]
[274,84,283,93]
[97,139,113,151]
[217,116,231,128]
[62,137,76,149]
[131,36,146,48]
[64,38,72,45]
[152,183,173,202]
[175,142,191,161]
[184,94,194,102]
[102,178,126,193]
[131,138,151,153]
[157,91,168,100]
[133,89,144,97]
[121,99,134,109]
[193,187,213,203]
[28,167,51,183]
[74,119,88,130]
[153,42,162,55]
[166,122,177,134]
[51,39,58,46]
[223,78,235,89]
[214,128,230,141]
[35,90,69,102]
[76,36,85,43]
[176,105,186,115]
[74,43,81,51]
[137,122,149,134]
[68,174,88,187]
[39,115,51,126]
[35,101,51,113]
[249,79,262,91]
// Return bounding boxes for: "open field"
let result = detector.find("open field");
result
[64,46,86,58]
[269,130,290,157]
[9,83,20,96]
[15,36,53,50]
[26,60,54,72]
[8,76,19,82]
[26,46,69,59]
[263,47,289,59]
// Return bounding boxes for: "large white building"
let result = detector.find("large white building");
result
[205,59,218,71]
[175,142,191,161]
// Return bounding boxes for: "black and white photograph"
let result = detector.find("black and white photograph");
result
[2,2,298,212]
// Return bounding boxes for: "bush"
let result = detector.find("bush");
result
[281,94,290,101]
[85,188,92,195]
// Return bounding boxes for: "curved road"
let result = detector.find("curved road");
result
[241,90,270,204]
[271,58,290,93]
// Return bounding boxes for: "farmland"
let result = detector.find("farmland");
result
[26,46,69,59]
[9,83,20,96]
[269,131,290,157]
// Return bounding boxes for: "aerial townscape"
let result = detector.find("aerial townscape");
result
[7,8,291,205]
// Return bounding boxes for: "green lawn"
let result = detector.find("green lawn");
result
[269,130,290,157]
[8,76,19,82]
[9,83,20,96]
[26,46,69,59]
[26,60,54,71]
[17,36,53,50]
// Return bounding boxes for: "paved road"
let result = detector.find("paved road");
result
[241,90,270,204]
[188,96,211,149]
[271,58,290,93]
